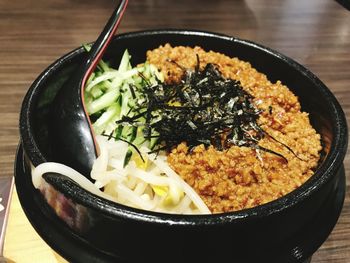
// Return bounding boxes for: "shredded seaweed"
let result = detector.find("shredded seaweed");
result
[116,58,301,163]
[142,63,265,152]
[268,105,273,115]
[263,130,305,161]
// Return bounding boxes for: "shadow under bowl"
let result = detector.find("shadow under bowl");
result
[18,30,348,263]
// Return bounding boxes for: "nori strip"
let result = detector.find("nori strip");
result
[117,58,299,163]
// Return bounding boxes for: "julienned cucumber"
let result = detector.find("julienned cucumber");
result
[84,47,163,166]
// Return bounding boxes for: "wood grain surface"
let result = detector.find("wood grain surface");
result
[0,0,349,262]
[4,189,67,263]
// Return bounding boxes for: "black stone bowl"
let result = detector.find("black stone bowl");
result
[18,30,348,263]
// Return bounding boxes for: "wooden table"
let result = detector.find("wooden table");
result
[0,0,349,262]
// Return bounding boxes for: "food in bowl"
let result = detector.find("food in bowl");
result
[19,30,347,263]
[32,43,322,214]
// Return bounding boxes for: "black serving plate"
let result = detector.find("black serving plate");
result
[15,143,346,263]
[15,145,118,262]
[19,30,348,263]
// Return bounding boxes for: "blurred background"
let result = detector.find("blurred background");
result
[0,0,349,262]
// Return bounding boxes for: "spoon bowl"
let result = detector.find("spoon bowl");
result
[50,0,128,177]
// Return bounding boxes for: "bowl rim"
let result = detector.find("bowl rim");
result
[19,29,348,225]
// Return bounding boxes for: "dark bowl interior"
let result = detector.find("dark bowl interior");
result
[19,30,348,262]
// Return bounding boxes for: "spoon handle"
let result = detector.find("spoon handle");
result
[50,0,129,177]
[79,0,128,160]
[81,0,129,87]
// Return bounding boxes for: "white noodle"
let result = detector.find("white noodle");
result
[146,152,211,214]
[125,175,137,189]
[31,136,211,214]
[133,181,148,196]
[126,163,174,186]
[174,196,192,214]
[116,184,154,210]
[108,158,125,170]
[31,162,114,202]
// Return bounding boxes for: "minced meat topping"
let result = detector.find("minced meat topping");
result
[147,44,321,213]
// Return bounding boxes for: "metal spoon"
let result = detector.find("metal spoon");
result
[50,0,128,178]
